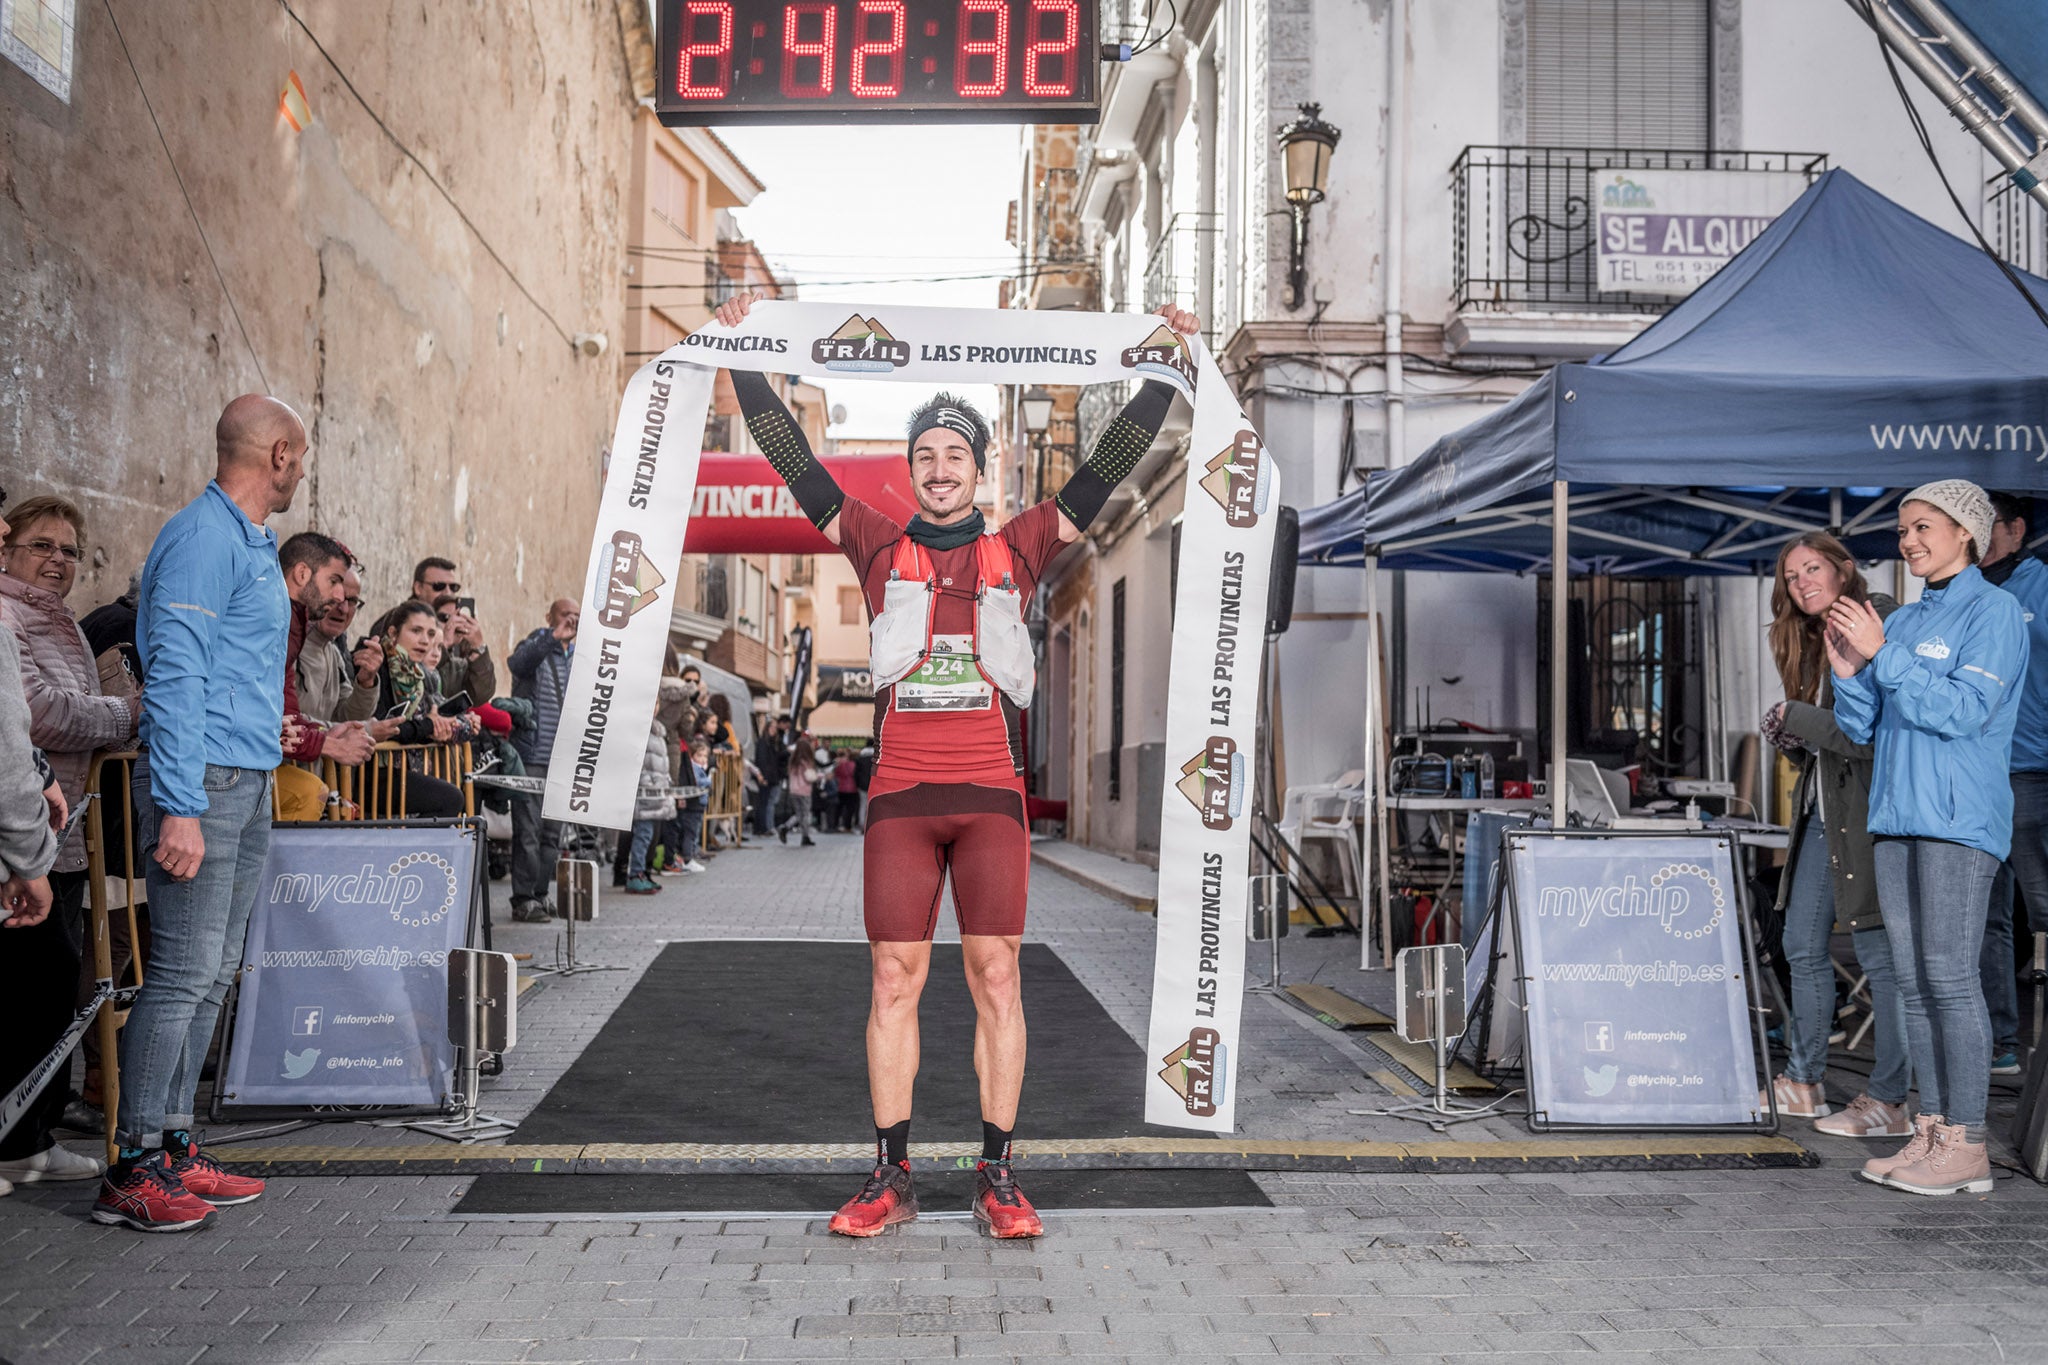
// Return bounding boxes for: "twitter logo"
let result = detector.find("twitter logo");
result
[283,1048,321,1079]
[1583,1063,1619,1097]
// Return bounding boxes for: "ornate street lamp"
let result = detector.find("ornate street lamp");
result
[1021,385,1054,502]
[1277,102,1342,311]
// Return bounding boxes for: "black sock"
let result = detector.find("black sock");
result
[981,1121,1013,1164]
[876,1119,910,1167]
[113,1144,148,1177]
[162,1128,193,1155]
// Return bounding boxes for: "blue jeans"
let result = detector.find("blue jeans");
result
[116,765,273,1149]
[676,808,703,863]
[1984,771,2048,1051]
[627,819,658,879]
[1782,819,1913,1102]
[1851,925,1912,1106]
[1779,819,1837,1086]
[1877,838,1999,1129]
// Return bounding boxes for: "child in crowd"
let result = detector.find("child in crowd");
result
[671,737,711,874]
[625,717,673,895]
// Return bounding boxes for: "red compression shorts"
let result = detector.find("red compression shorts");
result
[862,781,1030,941]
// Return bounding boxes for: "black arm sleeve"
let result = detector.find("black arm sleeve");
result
[1054,379,1179,531]
[731,369,844,531]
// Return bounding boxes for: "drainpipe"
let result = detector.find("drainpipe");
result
[1382,0,1407,473]
[1197,44,1219,328]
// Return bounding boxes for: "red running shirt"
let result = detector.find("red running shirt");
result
[836,499,1070,796]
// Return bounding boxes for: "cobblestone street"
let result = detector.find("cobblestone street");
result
[6,834,2048,1365]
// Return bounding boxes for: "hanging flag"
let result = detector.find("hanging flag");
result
[278,69,311,131]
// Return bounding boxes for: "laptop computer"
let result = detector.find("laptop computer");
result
[1562,758,1701,832]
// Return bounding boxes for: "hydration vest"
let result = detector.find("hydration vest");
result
[869,533,1036,709]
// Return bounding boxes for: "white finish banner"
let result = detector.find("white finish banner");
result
[547,301,1277,1132]
[1594,168,1809,296]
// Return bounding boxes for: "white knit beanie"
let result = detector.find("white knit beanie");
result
[1902,479,1994,561]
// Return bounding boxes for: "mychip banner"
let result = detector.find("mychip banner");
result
[1506,830,1770,1130]
[1594,167,1809,296]
[221,824,476,1108]
[548,301,1277,1131]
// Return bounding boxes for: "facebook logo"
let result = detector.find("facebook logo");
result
[292,1007,323,1037]
[1585,1021,1614,1053]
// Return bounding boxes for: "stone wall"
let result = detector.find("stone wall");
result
[0,0,638,651]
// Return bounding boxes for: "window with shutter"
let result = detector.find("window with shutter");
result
[1525,0,1710,150]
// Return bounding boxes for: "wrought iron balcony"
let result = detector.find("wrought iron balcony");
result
[1142,212,1221,345]
[1451,147,1827,314]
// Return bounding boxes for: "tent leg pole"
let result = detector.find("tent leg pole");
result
[1366,555,1388,970]
[1551,480,1569,828]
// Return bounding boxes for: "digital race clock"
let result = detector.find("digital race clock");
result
[653,0,1100,125]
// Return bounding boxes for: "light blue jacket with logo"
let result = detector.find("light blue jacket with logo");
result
[1997,555,2048,774]
[136,481,289,817]
[1834,564,2028,860]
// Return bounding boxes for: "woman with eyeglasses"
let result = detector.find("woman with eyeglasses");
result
[0,495,139,1187]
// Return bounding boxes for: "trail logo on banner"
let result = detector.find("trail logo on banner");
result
[1177,737,1246,830]
[1594,168,1808,296]
[1157,1027,1225,1118]
[1200,433,1273,528]
[814,315,912,372]
[595,531,666,629]
[223,825,475,1108]
[549,300,1277,1131]
[1507,831,1766,1129]
[1121,324,1199,391]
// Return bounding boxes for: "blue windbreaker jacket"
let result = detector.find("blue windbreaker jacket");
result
[1834,565,2029,859]
[1998,555,2048,774]
[136,481,289,817]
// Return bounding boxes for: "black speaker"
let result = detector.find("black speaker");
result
[1266,504,1300,637]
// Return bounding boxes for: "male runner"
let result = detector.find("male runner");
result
[711,293,1199,1237]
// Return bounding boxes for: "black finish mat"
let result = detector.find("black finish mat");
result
[510,940,1187,1145]
[452,1167,1271,1215]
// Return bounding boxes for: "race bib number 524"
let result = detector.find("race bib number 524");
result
[893,633,993,711]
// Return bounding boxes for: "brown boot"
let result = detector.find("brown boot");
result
[1859,1112,1938,1186]
[1885,1122,1993,1197]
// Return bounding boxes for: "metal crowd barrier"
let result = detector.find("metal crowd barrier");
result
[82,749,146,1166]
[703,750,748,849]
[274,741,477,822]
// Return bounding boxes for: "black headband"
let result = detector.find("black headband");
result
[908,405,988,472]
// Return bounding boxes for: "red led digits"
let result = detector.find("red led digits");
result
[955,0,1009,96]
[852,0,907,97]
[781,1,837,96]
[675,0,734,98]
[1022,0,1077,96]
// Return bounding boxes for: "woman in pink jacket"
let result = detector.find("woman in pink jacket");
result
[0,495,139,1186]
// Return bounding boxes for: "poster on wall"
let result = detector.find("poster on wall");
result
[221,824,477,1109]
[1506,829,1772,1131]
[1594,168,1810,296]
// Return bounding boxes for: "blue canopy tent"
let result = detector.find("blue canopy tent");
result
[1295,169,2048,956]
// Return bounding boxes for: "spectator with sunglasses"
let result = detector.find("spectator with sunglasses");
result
[409,556,495,703]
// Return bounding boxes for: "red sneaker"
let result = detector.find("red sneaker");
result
[90,1156,217,1233]
[828,1162,918,1237]
[972,1160,1043,1239]
[166,1139,266,1206]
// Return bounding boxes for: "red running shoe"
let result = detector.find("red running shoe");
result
[90,1156,217,1233]
[166,1139,266,1206]
[973,1160,1043,1239]
[828,1161,918,1237]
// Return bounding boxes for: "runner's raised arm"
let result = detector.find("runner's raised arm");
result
[717,292,848,544]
